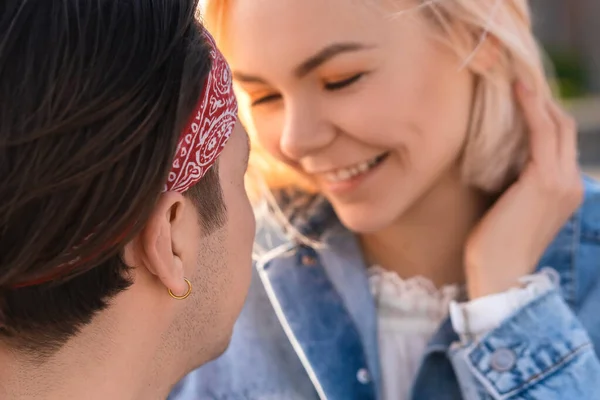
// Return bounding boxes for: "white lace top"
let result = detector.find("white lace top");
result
[368,266,557,400]
[368,266,461,400]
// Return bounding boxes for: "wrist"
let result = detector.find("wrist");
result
[466,270,523,300]
[453,270,559,340]
[467,267,558,300]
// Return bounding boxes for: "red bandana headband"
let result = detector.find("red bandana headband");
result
[165,30,238,193]
[12,30,237,289]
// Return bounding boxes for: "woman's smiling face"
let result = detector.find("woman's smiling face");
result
[225,0,479,232]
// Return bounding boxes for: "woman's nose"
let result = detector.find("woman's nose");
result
[279,104,336,161]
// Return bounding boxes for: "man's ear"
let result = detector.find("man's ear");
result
[127,192,190,297]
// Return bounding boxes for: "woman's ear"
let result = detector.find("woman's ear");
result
[467,34,503,74]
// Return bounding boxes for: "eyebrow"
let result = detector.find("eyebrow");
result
[232,42,373,84]
[294,42,372,78]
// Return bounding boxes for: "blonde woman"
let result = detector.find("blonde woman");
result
[170,0,600,399]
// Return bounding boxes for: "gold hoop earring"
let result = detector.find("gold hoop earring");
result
[168,278,192,300]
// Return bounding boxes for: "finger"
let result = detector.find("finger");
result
[545,101,583,209]
[515,81,558,165]
[547,101,578,165]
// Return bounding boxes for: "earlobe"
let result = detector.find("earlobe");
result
[168,277,193,300]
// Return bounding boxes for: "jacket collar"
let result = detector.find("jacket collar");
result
[256,242,379,400]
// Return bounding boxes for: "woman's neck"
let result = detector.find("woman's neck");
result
[359,169,491,288]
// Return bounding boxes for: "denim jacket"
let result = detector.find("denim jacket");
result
[170,176,600,400]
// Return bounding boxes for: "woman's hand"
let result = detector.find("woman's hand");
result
[465,82,583,299]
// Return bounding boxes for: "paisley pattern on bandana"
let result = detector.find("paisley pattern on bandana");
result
[165,31,237,193]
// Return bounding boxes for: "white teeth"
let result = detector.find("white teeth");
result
[338,169,351,180]
[323,156,383,183]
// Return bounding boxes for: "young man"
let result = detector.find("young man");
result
[0,1,254,399]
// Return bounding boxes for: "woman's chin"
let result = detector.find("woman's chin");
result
[334,206,396,235]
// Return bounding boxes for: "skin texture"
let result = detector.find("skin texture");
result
[0,121,256,400]
[222,0,582,294]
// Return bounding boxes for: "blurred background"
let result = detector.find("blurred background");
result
[530,0,600,177]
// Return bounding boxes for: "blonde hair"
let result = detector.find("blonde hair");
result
[204,0,554,195]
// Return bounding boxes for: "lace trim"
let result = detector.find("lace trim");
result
[368,266,462,323]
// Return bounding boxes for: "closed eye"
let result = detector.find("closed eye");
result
[324,73,364,91]
[251,93,281,107]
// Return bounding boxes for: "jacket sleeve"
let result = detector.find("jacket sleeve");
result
[448,287,600,400]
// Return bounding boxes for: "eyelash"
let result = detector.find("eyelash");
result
[323,73,364,91]
[251,93,281,107]
[250,73,365,107]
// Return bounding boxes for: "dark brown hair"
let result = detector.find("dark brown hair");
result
[0,0,225,354]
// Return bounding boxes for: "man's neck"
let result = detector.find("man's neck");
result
[0,287,188,400]
[360,169,490,288]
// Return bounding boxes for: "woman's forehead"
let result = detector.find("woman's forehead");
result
[225,0,389,71]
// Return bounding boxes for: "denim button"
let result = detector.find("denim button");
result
[301,255,317,266]
[356,368,371,384]
[491,348,516,372]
